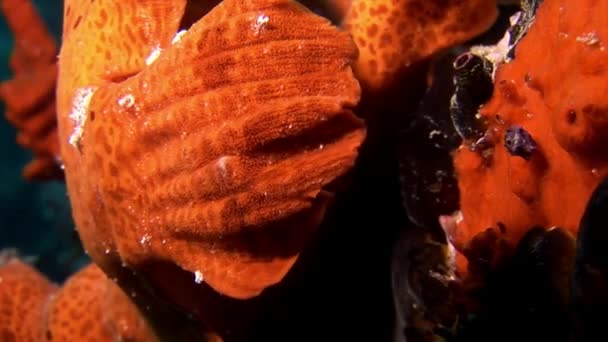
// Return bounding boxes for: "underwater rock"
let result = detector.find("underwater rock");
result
[398,49,462,236]
[571,176,608,341]
[503,124,537,160]
[391,228,458,342]
[449,51,494,142]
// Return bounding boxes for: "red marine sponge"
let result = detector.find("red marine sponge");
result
[451,0,608,267]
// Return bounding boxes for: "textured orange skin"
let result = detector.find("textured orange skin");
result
[342,0,498,91]
[0,260,56,341]
[452,0,608,261]
[56,0,364,299]
[0,0,62,180]
[0,260,154,341]
[46,264,157,342]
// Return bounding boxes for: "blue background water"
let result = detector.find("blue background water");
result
[0,1,89,282]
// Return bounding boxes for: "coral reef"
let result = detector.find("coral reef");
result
[451,0,608,263]
[4,0,607,341]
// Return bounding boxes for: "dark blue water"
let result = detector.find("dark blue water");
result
[0,1,88,282]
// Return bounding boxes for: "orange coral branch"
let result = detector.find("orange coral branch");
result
[0,0,62,180]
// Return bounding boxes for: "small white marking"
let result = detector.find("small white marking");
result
[140,234,151,245]
[576,31,601,46]
[428,130,442,139]
[172,30,187,44]
[253,14,269,35]
[145,45,162,65]
[117,94,135,108]
[194,270,204,284]
[68,86,98,148]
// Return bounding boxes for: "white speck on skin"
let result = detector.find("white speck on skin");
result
[454,210,464,224]
[172,30,187,44]
[117,94,135,108]
[576,31,601,47]
[253,14,269,35]
[217,156,229,177]
[55,155,65,170]
[69,86,98,148]
[194,270,204,284]
[140,235,151,246]
[145,45,162,66]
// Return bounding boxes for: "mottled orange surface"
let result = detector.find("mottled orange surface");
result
[47,264,156,342]
[342,0,498,91]
[0,0,62,180]
[56,0,364,299]
[0,260,56,341]
[0,260,154,341]
[452,0,608,257]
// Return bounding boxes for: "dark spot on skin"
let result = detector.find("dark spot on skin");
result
[73,16,82,30]
[90,111,95,122]
[497,222,507,234]
[504,125,537,160]
[567,110,577,124]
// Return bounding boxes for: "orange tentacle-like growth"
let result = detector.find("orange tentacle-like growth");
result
[452,0,608,261]
[56,0,365,299]
[0,0,62,180]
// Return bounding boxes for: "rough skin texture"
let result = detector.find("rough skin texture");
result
[342,0,498,91]
[46,264,156,342]
[452,0,608,262]
[0,0,62,180]
[56,0,365,299]
[0,260,56,342]
[0,260,154,341]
